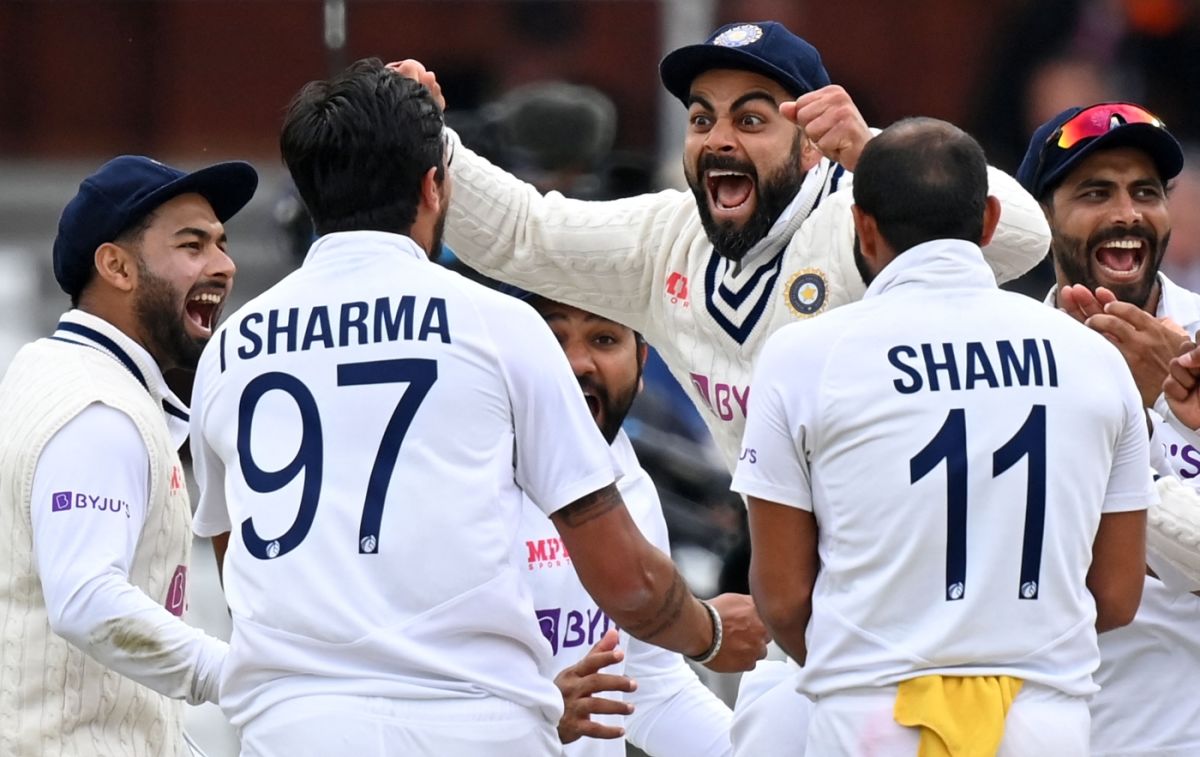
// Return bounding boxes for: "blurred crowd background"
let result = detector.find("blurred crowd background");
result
[2,1,1199,753]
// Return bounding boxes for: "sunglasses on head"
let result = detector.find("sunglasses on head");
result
[1046,102,1165,151]
[1034,103,1166,193]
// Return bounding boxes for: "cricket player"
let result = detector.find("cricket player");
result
[1017,102,1200,755]
[390,19,1050,473]
[733,118,1152,754]
[517,292,757,756]
[0,155,257,756]
[190,59,764,757]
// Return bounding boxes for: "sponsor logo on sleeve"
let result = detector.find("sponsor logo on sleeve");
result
[50,490,131,518]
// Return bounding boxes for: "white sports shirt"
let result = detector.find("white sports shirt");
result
[521,430,732,757]
[732,240,1155,698]
[443,132,1049,472]
[191,231,616,729]
[1066,273,1200,756]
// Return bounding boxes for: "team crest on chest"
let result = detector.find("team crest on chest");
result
[785,269,828,318]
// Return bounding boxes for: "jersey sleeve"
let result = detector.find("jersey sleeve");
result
[492,302,616,515]
[442,130,682,327]
[190,342,232,537]
[30,403,228,705]
[730,328,817,510]
[980,166,1052,285]
[1102,369,1158,514]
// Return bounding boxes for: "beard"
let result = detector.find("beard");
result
[687,133,807,262]
[579,359,643,445]
[853,235,874,287]
[429,202,447,261]
[135,258,207,371]
[1051,224,1169,307]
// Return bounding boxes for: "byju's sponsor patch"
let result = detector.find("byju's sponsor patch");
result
[50,490,131,518]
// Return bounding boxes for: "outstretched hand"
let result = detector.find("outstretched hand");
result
[780,85,871,171]
[553,628,636,744]
[385,59,446,111]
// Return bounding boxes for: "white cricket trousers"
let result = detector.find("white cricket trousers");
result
[804,682,1090,756]
[238,694,563,756]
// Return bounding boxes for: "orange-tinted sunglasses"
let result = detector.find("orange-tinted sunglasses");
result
[1047,102,1165,150]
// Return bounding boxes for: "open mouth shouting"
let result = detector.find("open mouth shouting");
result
[1091,234,1152,287]
[705,168,757,224]
[184,288,226,339]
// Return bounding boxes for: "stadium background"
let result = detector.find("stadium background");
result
[1,1,1198,754]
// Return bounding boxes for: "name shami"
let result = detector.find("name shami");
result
[888,338,1058,394]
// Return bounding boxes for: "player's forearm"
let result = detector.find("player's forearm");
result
[599,555,715,660]
[753,592,811,666]
[442,131,664,315]
[980,166,1052,284]
[47,572,227,704]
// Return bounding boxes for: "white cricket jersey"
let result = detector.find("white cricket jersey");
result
[1067,273,1200,755]
[443,131,1050,472]
[732,239,1155,698]
[520,430,732,757]
[190,231,617,729]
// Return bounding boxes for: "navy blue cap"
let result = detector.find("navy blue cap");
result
[1016,103,1184,200]
[53,155,259,297]
[659,21,831,106]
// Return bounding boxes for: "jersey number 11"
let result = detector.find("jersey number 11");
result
[910,405,1046,602]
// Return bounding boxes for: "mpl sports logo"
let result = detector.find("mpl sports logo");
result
[526,537,571,571]
[535,606,614,655]
[51,490,131,518]
[666,272,690,308]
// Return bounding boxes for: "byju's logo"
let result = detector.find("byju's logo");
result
[50,491,131,517]
[535,606,613,656]
[165,565,187,617]
[536,608,562,654]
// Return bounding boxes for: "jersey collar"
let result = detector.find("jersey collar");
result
[864,239,995,299]
[303,230,431,266]
[50,309,190,448]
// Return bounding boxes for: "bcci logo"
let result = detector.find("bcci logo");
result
[713,24,763,48]
[785,269,828,318]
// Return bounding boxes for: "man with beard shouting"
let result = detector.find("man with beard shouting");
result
[389,19,1050,475]
[0,155,258,756]
[1017,102,1200,756]
[515,290,764,756]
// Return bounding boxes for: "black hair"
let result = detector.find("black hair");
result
[280,57,446,236]
[852,117,989,254]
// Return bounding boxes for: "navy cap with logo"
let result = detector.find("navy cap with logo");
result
[53,155,259,298]
[1016,102,1184,200]
[659,21,831,106]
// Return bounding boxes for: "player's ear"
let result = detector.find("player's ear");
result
[978,195,1002,248]
[851,204,879,260]
[419,165,443,214]
[94,242,137,294]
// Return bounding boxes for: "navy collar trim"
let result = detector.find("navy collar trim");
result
[56,322,148,390]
